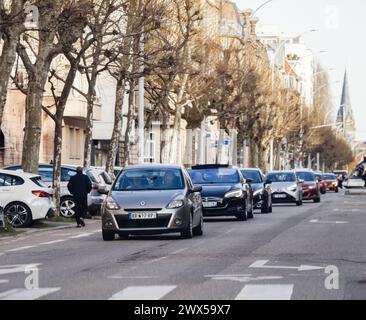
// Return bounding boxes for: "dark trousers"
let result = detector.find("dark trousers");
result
[74,195,88,225]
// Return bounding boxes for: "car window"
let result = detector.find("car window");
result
[86,170,102,184]
[296,172,316,182]
[0,174,24,186]
[323,174,336,180]
[189,168,240,184]
[114,168,184,191]
[39,167,54,182]
[30,176,48,188]
[266,172,296,182]
[61,168,77,182]
[241,170,263,183]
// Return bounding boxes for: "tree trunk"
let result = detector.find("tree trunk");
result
[105,76,127,176]
[122,80,136,166]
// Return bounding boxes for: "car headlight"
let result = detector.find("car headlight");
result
[225,189,243,198]
[167,200,184,209]
[287,185,297,192]
[308,185,315,190]
[253,188,263,196]
[105,196,120,210]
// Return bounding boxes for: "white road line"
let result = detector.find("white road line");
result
[68,233,93,239]
[109,286,176,300]
[0,280,9,284]
[144,256,167,264]
[39,239,67,245]
[309,219,349,224]
[108,276,160,279]
[171,247,188,255]
[0,288,60,300]
[6,245,36,253]
[235,284,294,300]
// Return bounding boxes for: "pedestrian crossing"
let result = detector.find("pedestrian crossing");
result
[0,284,295,300]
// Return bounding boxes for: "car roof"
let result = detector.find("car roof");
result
[123,164,184,170]
[0,169,40,179]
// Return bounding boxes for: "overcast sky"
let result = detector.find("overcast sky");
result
[233,0,366,141]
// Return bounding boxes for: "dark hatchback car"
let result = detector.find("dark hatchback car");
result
[101,164,204,240]
[240,168,272,213]
[188,165,253,221]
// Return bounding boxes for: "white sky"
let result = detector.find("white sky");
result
[233,0,366,141]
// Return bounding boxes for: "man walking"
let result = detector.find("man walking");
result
[67,167,92,228]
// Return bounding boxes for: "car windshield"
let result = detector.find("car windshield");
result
[114,168,184,191]
[240,170,262,183]
[323,174,336,180]
[296,172,316,182]
[189,168,240,184]
[315,174,322,180]
[266,172,296,182]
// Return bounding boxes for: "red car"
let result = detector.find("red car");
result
[295,170,321,203]
[323,173,339,192]
[314,172,327,194]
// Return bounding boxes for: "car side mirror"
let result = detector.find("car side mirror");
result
[190,185,202,193]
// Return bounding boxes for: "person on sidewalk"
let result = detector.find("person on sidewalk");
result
[67,167,92,228]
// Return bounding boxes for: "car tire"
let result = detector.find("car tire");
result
[236,204,247,221]
[314,197,321,203]
[335,188,339,193]
[102,230,115,241]
[296,199,303,206]
[261,196,270,214]
[60,196,76,218]
[5,202,33,228]
[193,213,203,236]
[181,213,194,239]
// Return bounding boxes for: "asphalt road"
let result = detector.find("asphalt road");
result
[1,191,366,300]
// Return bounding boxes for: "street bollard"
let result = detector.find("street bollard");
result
[0,206,4,229]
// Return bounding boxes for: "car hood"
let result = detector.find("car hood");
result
[199,184,236,198]
[251,183,263,192]
[111,190,185,209]
[271,182,297,190]
[302,181,316,187]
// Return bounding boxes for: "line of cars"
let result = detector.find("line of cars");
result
[101,165,343,241]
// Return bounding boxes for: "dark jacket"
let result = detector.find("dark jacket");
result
[67,172,92,197]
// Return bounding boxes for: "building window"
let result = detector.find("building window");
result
[144,132,155,163]
[69,127,82,160]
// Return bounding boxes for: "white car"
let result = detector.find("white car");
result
[0,170,55,228]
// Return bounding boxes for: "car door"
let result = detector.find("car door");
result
[183,170,201,225]
[0,173,25,208]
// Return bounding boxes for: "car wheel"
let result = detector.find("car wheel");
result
[181,213,194,239]
[5,202,33,228]
[314,197,321,203]
[261,196,270,214]
[269,204,273,213]
[193,212,203,236]
[236,204,247,221]
[102,230,115,241]
[60,197,76,218]
[296,199,303,206]
[335,188,339,193]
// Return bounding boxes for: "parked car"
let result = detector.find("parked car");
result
[240,168,272,214]
[314,172,327,194]
[295,170,321,203]
[266,171,303,206]
[4,164,110,217]
[189,164,253,221]
[343,170,365,189]
[0,169,55,227]
[323,173,339,192]
[101,164,203,240]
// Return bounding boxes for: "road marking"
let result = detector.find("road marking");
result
[333,208,361,212]
[171,247,188,255]
[0,288,60,300]
[0,264,42,275]
[6,245,37,253]
[39,239,67,245]
[109,285,176,300]
[235,284,294,300]
[205,274,283,282]
[0,280,9,283]
[68,233,93,239]
[309,219,349,224]
[144,256,167,264]
[249,260,325,271]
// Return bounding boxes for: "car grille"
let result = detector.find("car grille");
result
[114,214,171,229]
[124,208,162,212]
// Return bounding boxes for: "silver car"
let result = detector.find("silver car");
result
[266,171,303,206]
[101,164,204,241]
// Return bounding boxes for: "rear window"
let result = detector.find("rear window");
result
[30,176,48,188]
[0,174,24,186]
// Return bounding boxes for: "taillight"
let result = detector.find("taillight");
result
[32,190,50,198]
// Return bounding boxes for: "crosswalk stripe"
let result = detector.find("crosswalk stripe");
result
[235,284,294,300]
[0,288,60,300]
[109,285,177,300]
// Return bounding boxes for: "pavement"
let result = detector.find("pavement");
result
[0,191,365,300]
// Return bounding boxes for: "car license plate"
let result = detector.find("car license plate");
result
[274,194,286,199]
[203,202,218,208]
[129,212,157,220]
